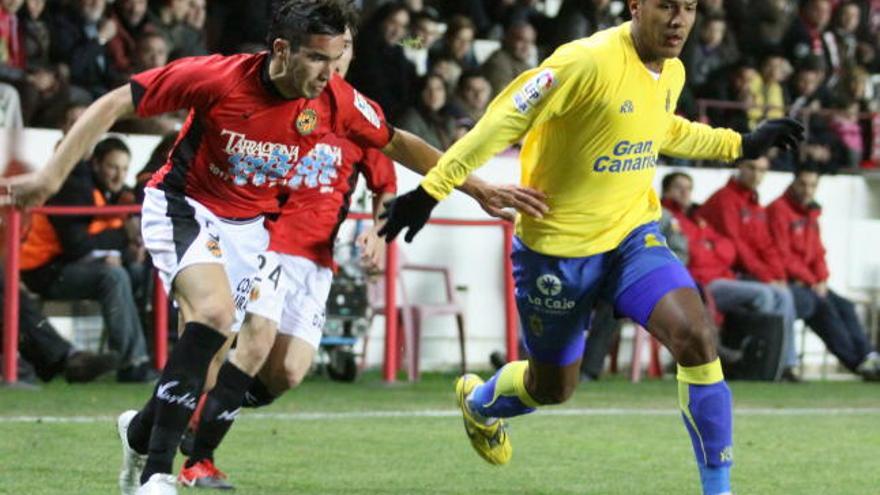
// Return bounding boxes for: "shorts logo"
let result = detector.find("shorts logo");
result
[536,274,562,297]
[513,69,555,114]
[354,90,381,128]
[620,100,634,114]
[206,233,222,258]
[249,283,261,302]
[644,233,665,248]
[296,108,318,135]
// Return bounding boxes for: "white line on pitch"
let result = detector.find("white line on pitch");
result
[1,407,879,424]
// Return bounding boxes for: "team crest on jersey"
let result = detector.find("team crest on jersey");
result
[296,108,318,135]
[354,91,381,128]
[513,69,555,114]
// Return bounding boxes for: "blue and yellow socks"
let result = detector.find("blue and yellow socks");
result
[467,361,540,421]
[677,358,733,495]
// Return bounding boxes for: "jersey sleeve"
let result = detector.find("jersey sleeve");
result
[130,54,233,117]
[661,115,743,162]
[333,78,394,150]
[359,147,397,195]
[420,42,594,200]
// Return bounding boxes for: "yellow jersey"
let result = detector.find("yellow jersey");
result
[420,22,742,257]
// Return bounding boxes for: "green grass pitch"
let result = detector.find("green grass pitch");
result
[1,373,878,494]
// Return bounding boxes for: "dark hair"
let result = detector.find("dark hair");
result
[266,0,357,53]
[661,171,692,193]
[794,161,821,178]
[93,136,130,162]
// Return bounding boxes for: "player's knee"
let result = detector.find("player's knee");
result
[191,302,236,334]
[282,362,309,391]
[233,316,277,373]
[670,320,717,365]
[530,381,577,405]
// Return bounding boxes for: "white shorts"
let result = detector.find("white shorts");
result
[141,187,269,331]
[246,252,333,350]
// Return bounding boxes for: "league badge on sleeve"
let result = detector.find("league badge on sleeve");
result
[354,90,381,128]
[296,108,318,136]
[513,69,556,114]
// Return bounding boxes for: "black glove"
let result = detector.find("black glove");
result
[377,186,438,243]
[741,118,805,159]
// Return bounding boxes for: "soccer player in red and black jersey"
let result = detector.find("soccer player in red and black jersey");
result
[0,2,547,494]
[177,30,400,489]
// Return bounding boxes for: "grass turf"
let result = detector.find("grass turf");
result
[1,373,878,494]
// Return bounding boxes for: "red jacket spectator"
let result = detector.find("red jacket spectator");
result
[662,198,737,286]
[0,5,25,69]
[699,178,786,283]
[767,187,829,285]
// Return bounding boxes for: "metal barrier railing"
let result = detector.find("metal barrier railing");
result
[2,206,518,384]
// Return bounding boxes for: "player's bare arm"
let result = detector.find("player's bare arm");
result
[381,128,548,220]
[0,85,135,208]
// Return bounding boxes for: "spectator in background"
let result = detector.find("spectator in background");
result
[705,63,758,133]
[429,53,463,94]
[429,14,479,72]
[789,55,830,114]
[682,14,739,96]
[552,0,622,49]
[699,156,801,381]
[740,0,797,58]
[58,101,87,134]
[451,71,492,125]
[481,20,535,98]
[404,10,442,76]
[783,0,835,72]
[830,1,865,68]
[0,80,22,126]
[19,136,153,383]
[132,31,169,72]
[767,165,880,380]
[398,73,457,151]
[662,171,796,376]
[827,95,864,168]
[0,0,25,69]
[106,0,158,75]
[153,0,206,60]
[16,0,84,128]
[349,2,416,125]
[746,54,790,129]
[51,0,125,99]
[203,0,271,54]
[0,265,119,383]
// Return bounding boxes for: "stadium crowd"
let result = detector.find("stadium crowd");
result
[2,0,880,385]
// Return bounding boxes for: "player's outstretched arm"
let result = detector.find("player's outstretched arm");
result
[378,129,547,243]
[0,85,135,208]
[662,115,805,163]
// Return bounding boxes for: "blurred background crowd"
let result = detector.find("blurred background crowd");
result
[0,0,877,172]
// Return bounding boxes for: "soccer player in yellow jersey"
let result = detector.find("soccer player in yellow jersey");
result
[379,1,804,494]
